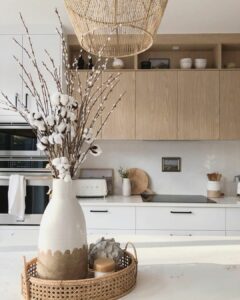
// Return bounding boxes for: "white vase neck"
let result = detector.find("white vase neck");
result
[52,179,74,201]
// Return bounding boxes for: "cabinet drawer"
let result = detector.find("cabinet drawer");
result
[136,230,225,236]
[82,206,135,230]
[136,207,225,230]
[226,208,240,230]
[226,231,240,236]
[87,229,135,236]
[0,226,39,245]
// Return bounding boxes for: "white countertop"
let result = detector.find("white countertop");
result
[79,195,240,208]
[1,235,240,300]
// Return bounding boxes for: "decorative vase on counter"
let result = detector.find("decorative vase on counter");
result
[37,179,88,280]
[112,57,124,69]
[122,178,131,197]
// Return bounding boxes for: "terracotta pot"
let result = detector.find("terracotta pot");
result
[37,179,88,280]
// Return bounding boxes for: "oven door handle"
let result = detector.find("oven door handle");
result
[90,210,109,213]
[170,211,193,214]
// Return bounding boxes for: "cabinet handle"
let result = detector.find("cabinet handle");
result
[170,234,192,237]
[25,93,28,108]
[90,210,109,213]
[15,93,18,107]
[170,211,192,214]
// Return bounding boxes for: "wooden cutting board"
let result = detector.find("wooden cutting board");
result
[127,168,149,195]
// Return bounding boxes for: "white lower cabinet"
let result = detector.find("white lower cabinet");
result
[0,226,39,245]
[226,231,240,236]
[87,229,135,236]
[226,208,240,231]
[136,207,226,232]
[136,230,225,236]
[82,206,135,231]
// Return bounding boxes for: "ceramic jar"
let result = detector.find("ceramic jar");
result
[112,57,124,69]
[37,179,88,280]
[122,178,131,197]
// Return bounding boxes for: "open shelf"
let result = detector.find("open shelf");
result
[222,44,240,69]
[138,44,219,69]
[67,34,240,71]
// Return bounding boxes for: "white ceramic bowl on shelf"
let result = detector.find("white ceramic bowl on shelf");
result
[180,58,192,69]
[194,58,207,69]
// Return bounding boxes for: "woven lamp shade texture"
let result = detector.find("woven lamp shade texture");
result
[64,0,168,58]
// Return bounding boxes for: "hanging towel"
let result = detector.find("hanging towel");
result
[8,175,26,220]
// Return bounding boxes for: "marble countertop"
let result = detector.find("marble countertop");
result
[79,195,240,208]
[1,235,240,300]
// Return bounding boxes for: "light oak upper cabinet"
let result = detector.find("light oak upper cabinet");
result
[136,71,178,140]
[102,71,135,140]
[220,71,240,140]
[178,71,219,140]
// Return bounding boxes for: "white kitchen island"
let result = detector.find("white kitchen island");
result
[1,235,240,300]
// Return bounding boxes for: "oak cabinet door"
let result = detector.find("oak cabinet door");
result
[220,71,240,139]
[102,71,135,140]
[136,71,178,140]
[178,71,219,140]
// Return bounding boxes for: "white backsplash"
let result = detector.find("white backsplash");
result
[82,140,240,196]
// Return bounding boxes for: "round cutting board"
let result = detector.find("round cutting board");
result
[127,168,149,195]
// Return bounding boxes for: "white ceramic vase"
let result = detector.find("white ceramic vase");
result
[112,57,124,69]
[122,178,131,197]
[37,179,88,280]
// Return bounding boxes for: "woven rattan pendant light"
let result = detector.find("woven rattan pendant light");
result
[64,0,168,58]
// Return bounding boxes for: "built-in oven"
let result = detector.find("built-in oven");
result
[0,123,43,157]
[0,157,51,225]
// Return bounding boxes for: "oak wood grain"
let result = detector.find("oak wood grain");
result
[136,71,178,140]
[178,70,219,140]
[220,71,240,139]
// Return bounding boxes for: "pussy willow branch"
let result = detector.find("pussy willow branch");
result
[0,9,125,179]
[19,13,50,115]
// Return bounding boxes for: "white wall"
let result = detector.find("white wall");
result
[1,0,240,34]
[82,140,240,196]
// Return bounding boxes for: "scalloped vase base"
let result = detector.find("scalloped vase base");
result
[37,246,88,280]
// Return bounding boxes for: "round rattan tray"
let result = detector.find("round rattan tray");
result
[21,242,138,300]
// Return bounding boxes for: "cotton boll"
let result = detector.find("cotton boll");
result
[51,92,61,106]
[60,157,69,165]
[48,134,55,145]
[40,136,48,146]
[83,128,94,143]
[68,111,77,122]
[33,120,46,132]
[57,122,67,133]
[54,133,63,145]
[68,96,75,106]
[60,108,67,118]
[37,142,46,151]
[34,112,42,120]
[52,157,61,167]
[58,173,65,179]
[46,115,55,127]
[60,94,69,106]
[90,144,102,157]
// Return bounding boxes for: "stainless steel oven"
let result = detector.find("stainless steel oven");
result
[0,157,51,225]
[0,123,43,157]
